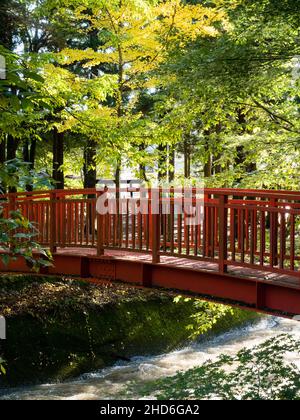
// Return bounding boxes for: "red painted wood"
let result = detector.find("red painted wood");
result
[2,186,300,279]
[290,214,295,271]
[218,194,228,274]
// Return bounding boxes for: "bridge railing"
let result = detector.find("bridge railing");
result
[1,187,300,278]
[158,189,300,278]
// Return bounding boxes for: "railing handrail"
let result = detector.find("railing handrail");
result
[2,186,300,202]
[1,186,300,279]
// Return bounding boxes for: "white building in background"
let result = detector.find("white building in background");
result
[106,153,186,186]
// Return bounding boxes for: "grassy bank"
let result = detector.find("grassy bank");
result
[0,275,260,387]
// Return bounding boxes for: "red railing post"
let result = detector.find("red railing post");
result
[152,213,160,264]
[50,191,57,254]
[151,188,160,264]
[219,194,228,274]
[8,192,17,252]
[270,198,278,267]
[8,192,16,214]
[96,191,104,256]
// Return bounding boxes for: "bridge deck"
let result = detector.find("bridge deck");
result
[2,187,300,317]
[56,247,300,291]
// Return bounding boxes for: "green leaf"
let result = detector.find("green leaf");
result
[1,254,10,266]
[25,71,44,83]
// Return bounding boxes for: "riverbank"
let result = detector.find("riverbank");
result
[0,274,259,388]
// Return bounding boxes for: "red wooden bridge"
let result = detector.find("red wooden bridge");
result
[1,187,300,317]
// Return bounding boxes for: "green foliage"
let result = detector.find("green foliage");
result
[51,0,225,175]
[0,358,6,376]
[1,0,300,189]
[134,334,300,400]
[0,207,52,271]
[0,159,52,193]
[0,159,53,270]
[0,45,50,140]
[174,296,234,338]
[155,0,300,187]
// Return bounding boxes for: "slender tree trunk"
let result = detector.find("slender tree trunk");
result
[213,153,222,174]
[204,158,212,178]
[115,160,121,191]
[236,145,257,174]
[158,144,167,183]
[213,124,222,175]
[235,109,256,175]
[83,139,97,235]
[0,138,6,192]
[52,129,64,190]
[0,17,18,185]
[83,139,97,189]
[184,155,190,178]
[168,146,175,184]
[0,0,14,50]
[6,134,19,161]
[29,139,36,170]
[7,135,20,192]
[23,140,30,163]
[22,139,37,191]
[203,137,212,178]
[139,163,148,183]
[115,159,121,241]
[0,138,6,164]
[82,27,100,191]
[184,138,191,178]
[138,143,148,183]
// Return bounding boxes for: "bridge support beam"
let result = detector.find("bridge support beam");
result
[2,252,300,318]
[256,282,265,310]
[141,264,153,288]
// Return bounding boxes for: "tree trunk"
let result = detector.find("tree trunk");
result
[83,139,97,235]
[6,134,19,161]
[115,159,121,242]
[138,144,148,183]
[7,135,20,192]
[139,163,148,183]
[168,146,175,184]
[83,139,97,189]
[0,0,15,50]
[158,144,167,183]
[29,139,37,170]
[0,138,6,164]
[203,137,212,178]
[213,153,222,174]
[0,138,6,192]
[52,129,64,190]
[115,160,121,191]
[183,137,191,179]
[80,24,100,193]
[23,140,30,163]
[236,145,257,174]
[22,139,37,191]
[204,158,212,178]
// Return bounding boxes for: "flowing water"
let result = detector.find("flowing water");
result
[1,316,300,400]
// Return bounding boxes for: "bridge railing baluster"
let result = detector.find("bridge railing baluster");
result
[3,186,300,279]
[218,194,228,274]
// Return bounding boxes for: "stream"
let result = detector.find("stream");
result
[1,316,300,400]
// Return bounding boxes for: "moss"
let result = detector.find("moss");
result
[0,275,260,388]
[206,307,259,338]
